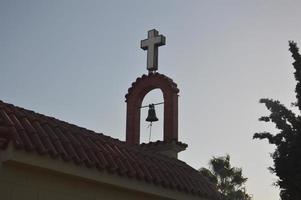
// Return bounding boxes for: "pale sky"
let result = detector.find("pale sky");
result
[1,1,301,200]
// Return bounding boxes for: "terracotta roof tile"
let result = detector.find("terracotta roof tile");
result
[0,100,220,200]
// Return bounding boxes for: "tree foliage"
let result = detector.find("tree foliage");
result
[199,155,252,200]
[253,41,301,200]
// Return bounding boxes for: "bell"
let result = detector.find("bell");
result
[146,104,158,122]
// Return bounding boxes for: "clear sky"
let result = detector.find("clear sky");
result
[1,1,301,199]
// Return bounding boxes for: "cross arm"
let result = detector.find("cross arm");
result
[141,39,149,50]
[155,35,166,46]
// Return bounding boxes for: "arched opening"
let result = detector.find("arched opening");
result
[140,89,164,144]
[125,73,179,145]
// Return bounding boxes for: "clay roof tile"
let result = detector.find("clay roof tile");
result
[0,100,220,200]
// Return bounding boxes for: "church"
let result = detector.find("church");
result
[0,30,220,200]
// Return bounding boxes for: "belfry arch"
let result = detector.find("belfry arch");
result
[140,89,163,142]
[125,73,179,145]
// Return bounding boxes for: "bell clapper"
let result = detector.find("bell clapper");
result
[148,122,152,142]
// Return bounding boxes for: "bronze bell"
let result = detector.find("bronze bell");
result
[146,104,158,122]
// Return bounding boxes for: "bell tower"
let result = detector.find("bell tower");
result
[125,29,187,158]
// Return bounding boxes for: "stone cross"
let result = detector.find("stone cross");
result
[141,29,166,72]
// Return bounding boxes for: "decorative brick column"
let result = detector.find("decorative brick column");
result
[125,73,179,145]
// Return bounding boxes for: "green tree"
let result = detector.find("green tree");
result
[199,155,252,200]
[253,41,301,200]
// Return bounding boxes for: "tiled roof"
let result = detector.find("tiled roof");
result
[0,100,220,200]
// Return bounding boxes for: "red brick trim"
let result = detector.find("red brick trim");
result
[125,73,179,145]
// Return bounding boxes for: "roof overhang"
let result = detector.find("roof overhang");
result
[0,142,209,200]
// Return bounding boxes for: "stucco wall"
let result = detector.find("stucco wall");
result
[0,163,168,200]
